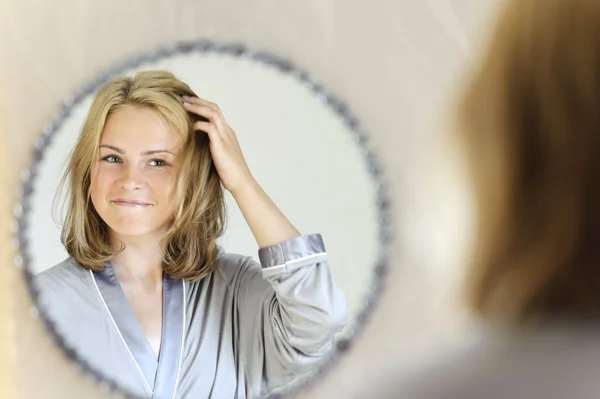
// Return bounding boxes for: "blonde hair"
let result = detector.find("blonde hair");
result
[59,70,225,281]
[459,0,600,323]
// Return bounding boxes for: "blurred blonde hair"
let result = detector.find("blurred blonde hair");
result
[58,70,225,281]
[460,0,600,323]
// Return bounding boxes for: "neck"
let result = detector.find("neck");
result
[109,232,165,288]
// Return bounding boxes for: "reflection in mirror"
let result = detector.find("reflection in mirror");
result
[17,43,390,398]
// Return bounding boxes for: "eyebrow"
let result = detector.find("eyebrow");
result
[99,144,175,156]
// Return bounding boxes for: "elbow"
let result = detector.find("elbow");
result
[327,293,348,335]
[319,287,348,339]
[295,293,348,355]
[310,288,347,340]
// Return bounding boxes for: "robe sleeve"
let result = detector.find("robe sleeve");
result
[230,233,347,396]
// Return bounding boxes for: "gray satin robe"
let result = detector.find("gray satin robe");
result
[33,234,347,399]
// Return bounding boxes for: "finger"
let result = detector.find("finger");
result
[182,101,215,119]
[183,96,225,120]
[193,121,220,141]
[183,101,228,135]
[182,95,217,109]
[183,102,220,125]
[189,98,235,141]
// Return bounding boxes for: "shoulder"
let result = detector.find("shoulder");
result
[31,258,102,328]
[184,247,261,297]
[34,257,89,280]
[33,257,95,296]
[213,247,259,283]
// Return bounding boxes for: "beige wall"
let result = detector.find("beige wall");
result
[0,1,498,397]
[0,103,16,399]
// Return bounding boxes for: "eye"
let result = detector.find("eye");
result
[102,155,121,163]
[148,159,167,167]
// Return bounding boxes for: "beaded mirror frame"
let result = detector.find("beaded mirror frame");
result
[13,40,393,398]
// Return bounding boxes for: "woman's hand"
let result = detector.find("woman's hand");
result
[182,95,254,195]
[182,95,300,247]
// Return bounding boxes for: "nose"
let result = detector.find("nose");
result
[118,163,145,191]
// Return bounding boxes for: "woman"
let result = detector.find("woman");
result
[369,0,600,398]
[34,70,347,399]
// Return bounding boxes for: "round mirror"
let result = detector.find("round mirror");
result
[16,41,391,398]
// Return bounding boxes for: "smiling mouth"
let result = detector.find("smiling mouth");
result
[111,200,152,208]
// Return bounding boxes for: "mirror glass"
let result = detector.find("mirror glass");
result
[17,43,390,398]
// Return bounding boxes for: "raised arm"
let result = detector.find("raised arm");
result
[182,94,300,248]
[183,96,347,395]
[225,234,347,396]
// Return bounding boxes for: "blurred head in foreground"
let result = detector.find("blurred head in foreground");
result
[459,0,600,325]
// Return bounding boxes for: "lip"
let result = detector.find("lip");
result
[111,199,152,207]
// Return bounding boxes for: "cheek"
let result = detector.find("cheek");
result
[163,176,178,206]
[148,171,178,203]
[90,166,115,200]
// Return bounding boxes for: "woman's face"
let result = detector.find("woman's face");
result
[91,105,182,241]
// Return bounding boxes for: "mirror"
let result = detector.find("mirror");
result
[16,42,391,398]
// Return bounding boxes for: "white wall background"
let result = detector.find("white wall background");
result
[0,0,500,398]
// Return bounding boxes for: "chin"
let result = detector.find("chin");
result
[106,219,167,239]
[110,226,156,238]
